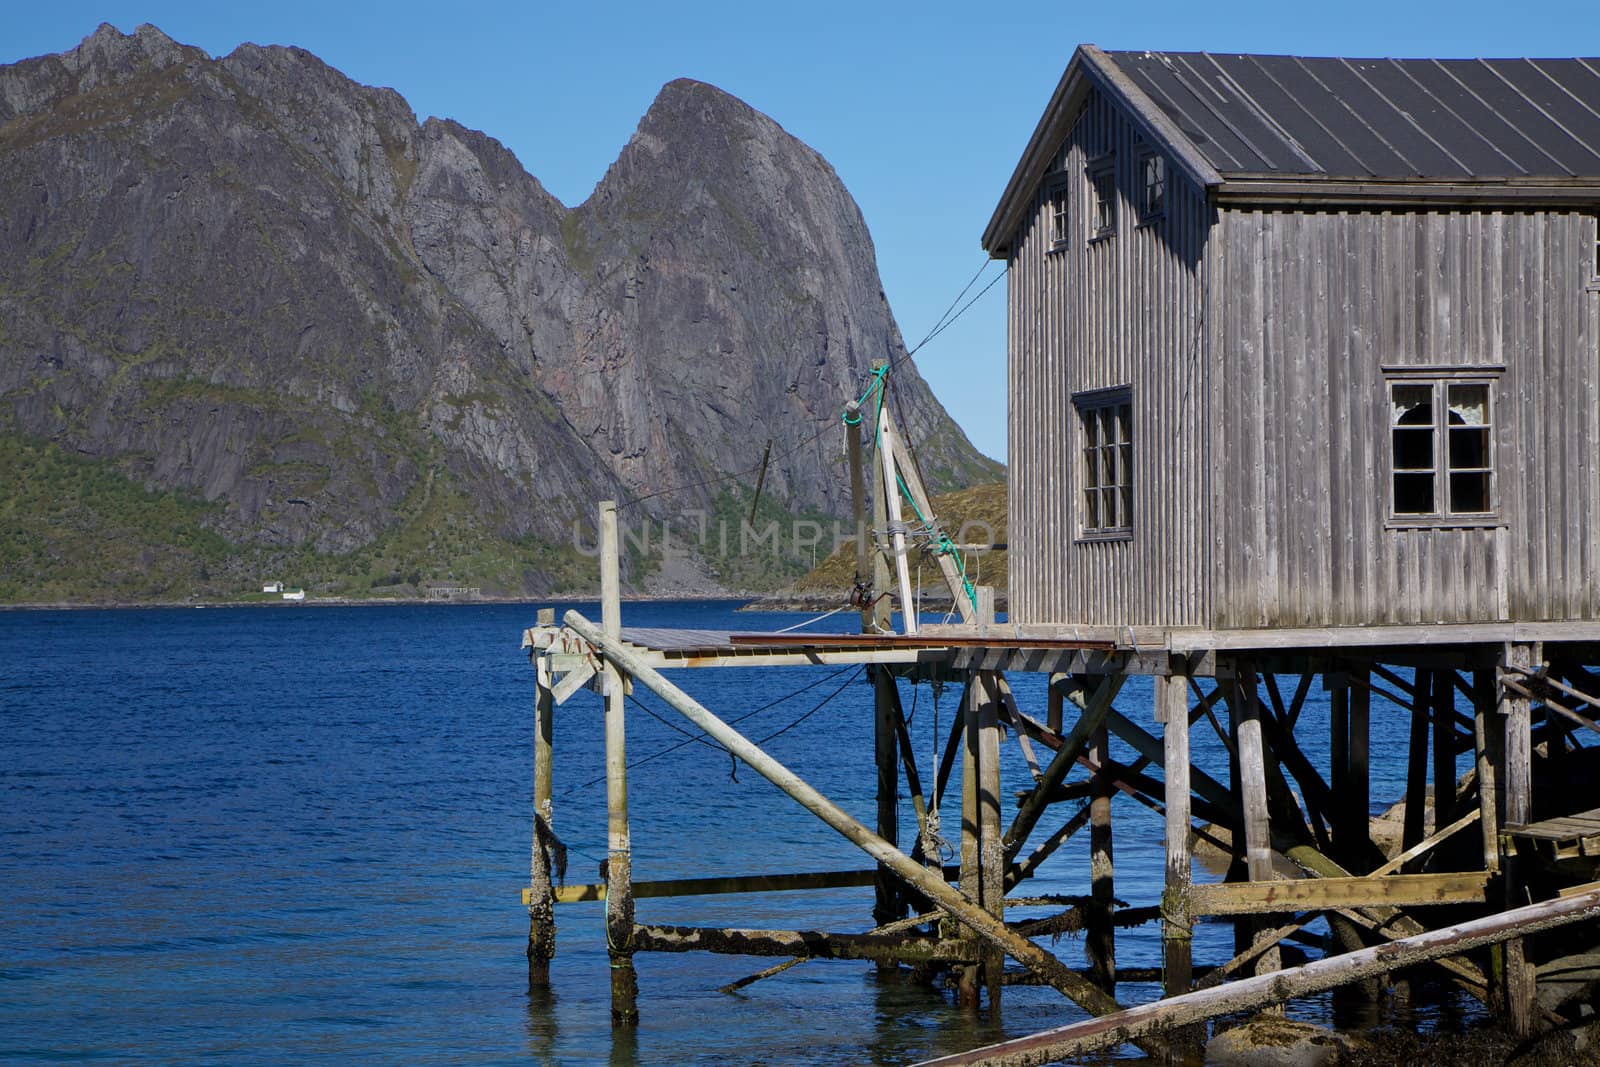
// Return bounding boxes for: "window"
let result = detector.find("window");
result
[1046,174,1070,251]
[1088,157,1116,239]
[1139,149,1166,222]
[1076,388,1132,537]
[1589,210,1600,290]
[1389,379,1494,520]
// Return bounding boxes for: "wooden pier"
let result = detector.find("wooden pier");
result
[520,385,1600,1061]
[519,42,1600,1053]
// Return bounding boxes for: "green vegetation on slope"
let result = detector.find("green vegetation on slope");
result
[782,480,1008,601]
[0,433,598,603]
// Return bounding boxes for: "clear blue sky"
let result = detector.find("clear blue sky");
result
[6,0,1597,462]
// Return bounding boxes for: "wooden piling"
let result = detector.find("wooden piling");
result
[599,502,637,1025]
[845,399,873,635]
[1087,719,1115,993]
[876,397,917,634]
[527,645,557,987]
[1500,641,1537,1036]
[873,667,905,934]
[957,674,982,1006]
[1473,670,1501,873]
[1403,673,1431,872]
[910,887,1600,1067]
[563,610,1159,1052]
[1232,663,1281,979]
[1156,670,1193,1000]
[977,671,1005,1010]
[1432,669,1456,835]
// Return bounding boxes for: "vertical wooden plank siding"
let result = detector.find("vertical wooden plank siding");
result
[1004,85,1211,626]
[1210,208,1600,628]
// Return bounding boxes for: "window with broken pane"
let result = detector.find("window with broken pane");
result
[1389,379,1494,520]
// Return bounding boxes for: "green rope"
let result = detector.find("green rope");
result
[842,363,890,424]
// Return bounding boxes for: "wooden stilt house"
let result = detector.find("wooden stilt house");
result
[985,47,1600,634]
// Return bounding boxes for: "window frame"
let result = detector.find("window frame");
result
[1045,172,1071,253]
[1073,386,1133,542]
[1086,155,1117,241]
[1137,147,1166,225]
[1587,209,1600,292]
[1383,368,1502,529]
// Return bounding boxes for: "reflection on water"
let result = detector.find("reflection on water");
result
[0,602,1495,1064]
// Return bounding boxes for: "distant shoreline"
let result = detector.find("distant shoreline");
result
[0,592,809,613]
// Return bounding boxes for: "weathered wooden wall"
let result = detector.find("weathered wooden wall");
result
[1006,86,1212,627]
[1209,209,1600,627]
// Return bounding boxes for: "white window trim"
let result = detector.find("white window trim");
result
[1383,370,1503,530]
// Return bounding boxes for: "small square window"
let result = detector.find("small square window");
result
[1387,377,1495,521]
[1139,150,1165,222]
[1046,175,1070,251]
[1088,158,1116,239]
[1075,388,1132,537]
[1589,210,1600,289]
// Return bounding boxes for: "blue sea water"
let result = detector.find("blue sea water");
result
[0,601,1482,1064]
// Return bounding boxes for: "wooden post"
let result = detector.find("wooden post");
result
[872,667,904,936]
[1232,662,1280,980]
[564,609,1153,1047]
[845,400,873,635]
[600,501,637,1025]
[1330,674,1350,861]
[1157,670,1193,1000]
[528,646,557,987]
[877,397,918,634]
[958,673,982,1006]
[1350,667,1371,859]
[868,366,893,636]
[977,671,1005,1011]
[909,887,1600,1067]
[1047,673,1066,734]
[1087,719,1116,993]
[1500,641,1537,1036]
[1432,669,1457,836]
[1473,670,1501,873]
[1402,672,1431,873]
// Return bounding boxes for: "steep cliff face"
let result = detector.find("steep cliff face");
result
[0,24,999,600]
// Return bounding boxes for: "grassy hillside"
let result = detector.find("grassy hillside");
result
[779,480,1007,603]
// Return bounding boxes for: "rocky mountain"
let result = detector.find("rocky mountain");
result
[0,24,999,602]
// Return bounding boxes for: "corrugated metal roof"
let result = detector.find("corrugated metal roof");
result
[1107,52,1600,179]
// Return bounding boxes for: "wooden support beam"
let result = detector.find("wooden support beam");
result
[868,364,893,636]
[527,655,557,987]
[1232,663,1280,978]
[844,398,873,634]
[1433,668,1457,838]
[879,403,977,625]
[632,924,979,965]
[1370,809,1482,878]
[1473,670,1501,874]
[534,864,968,905]
[1500,641,1538,1037]
[1157,671,1193,1003]
[873,667,904,930]
[1349,668,1372,861]
[1104,708,1235,817]
[1403,672,1431,873]
[1187,871,1490,915]
[977,671,1005,1009]
[911,887,1600,1067]
[1003,675,1125,862]
[958,675,982,1006]
[877,398,918,634]
[563,611,1158,1052]
[599,501,637,1025]
[1087,719,1115,993]
[888,681,933,850]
